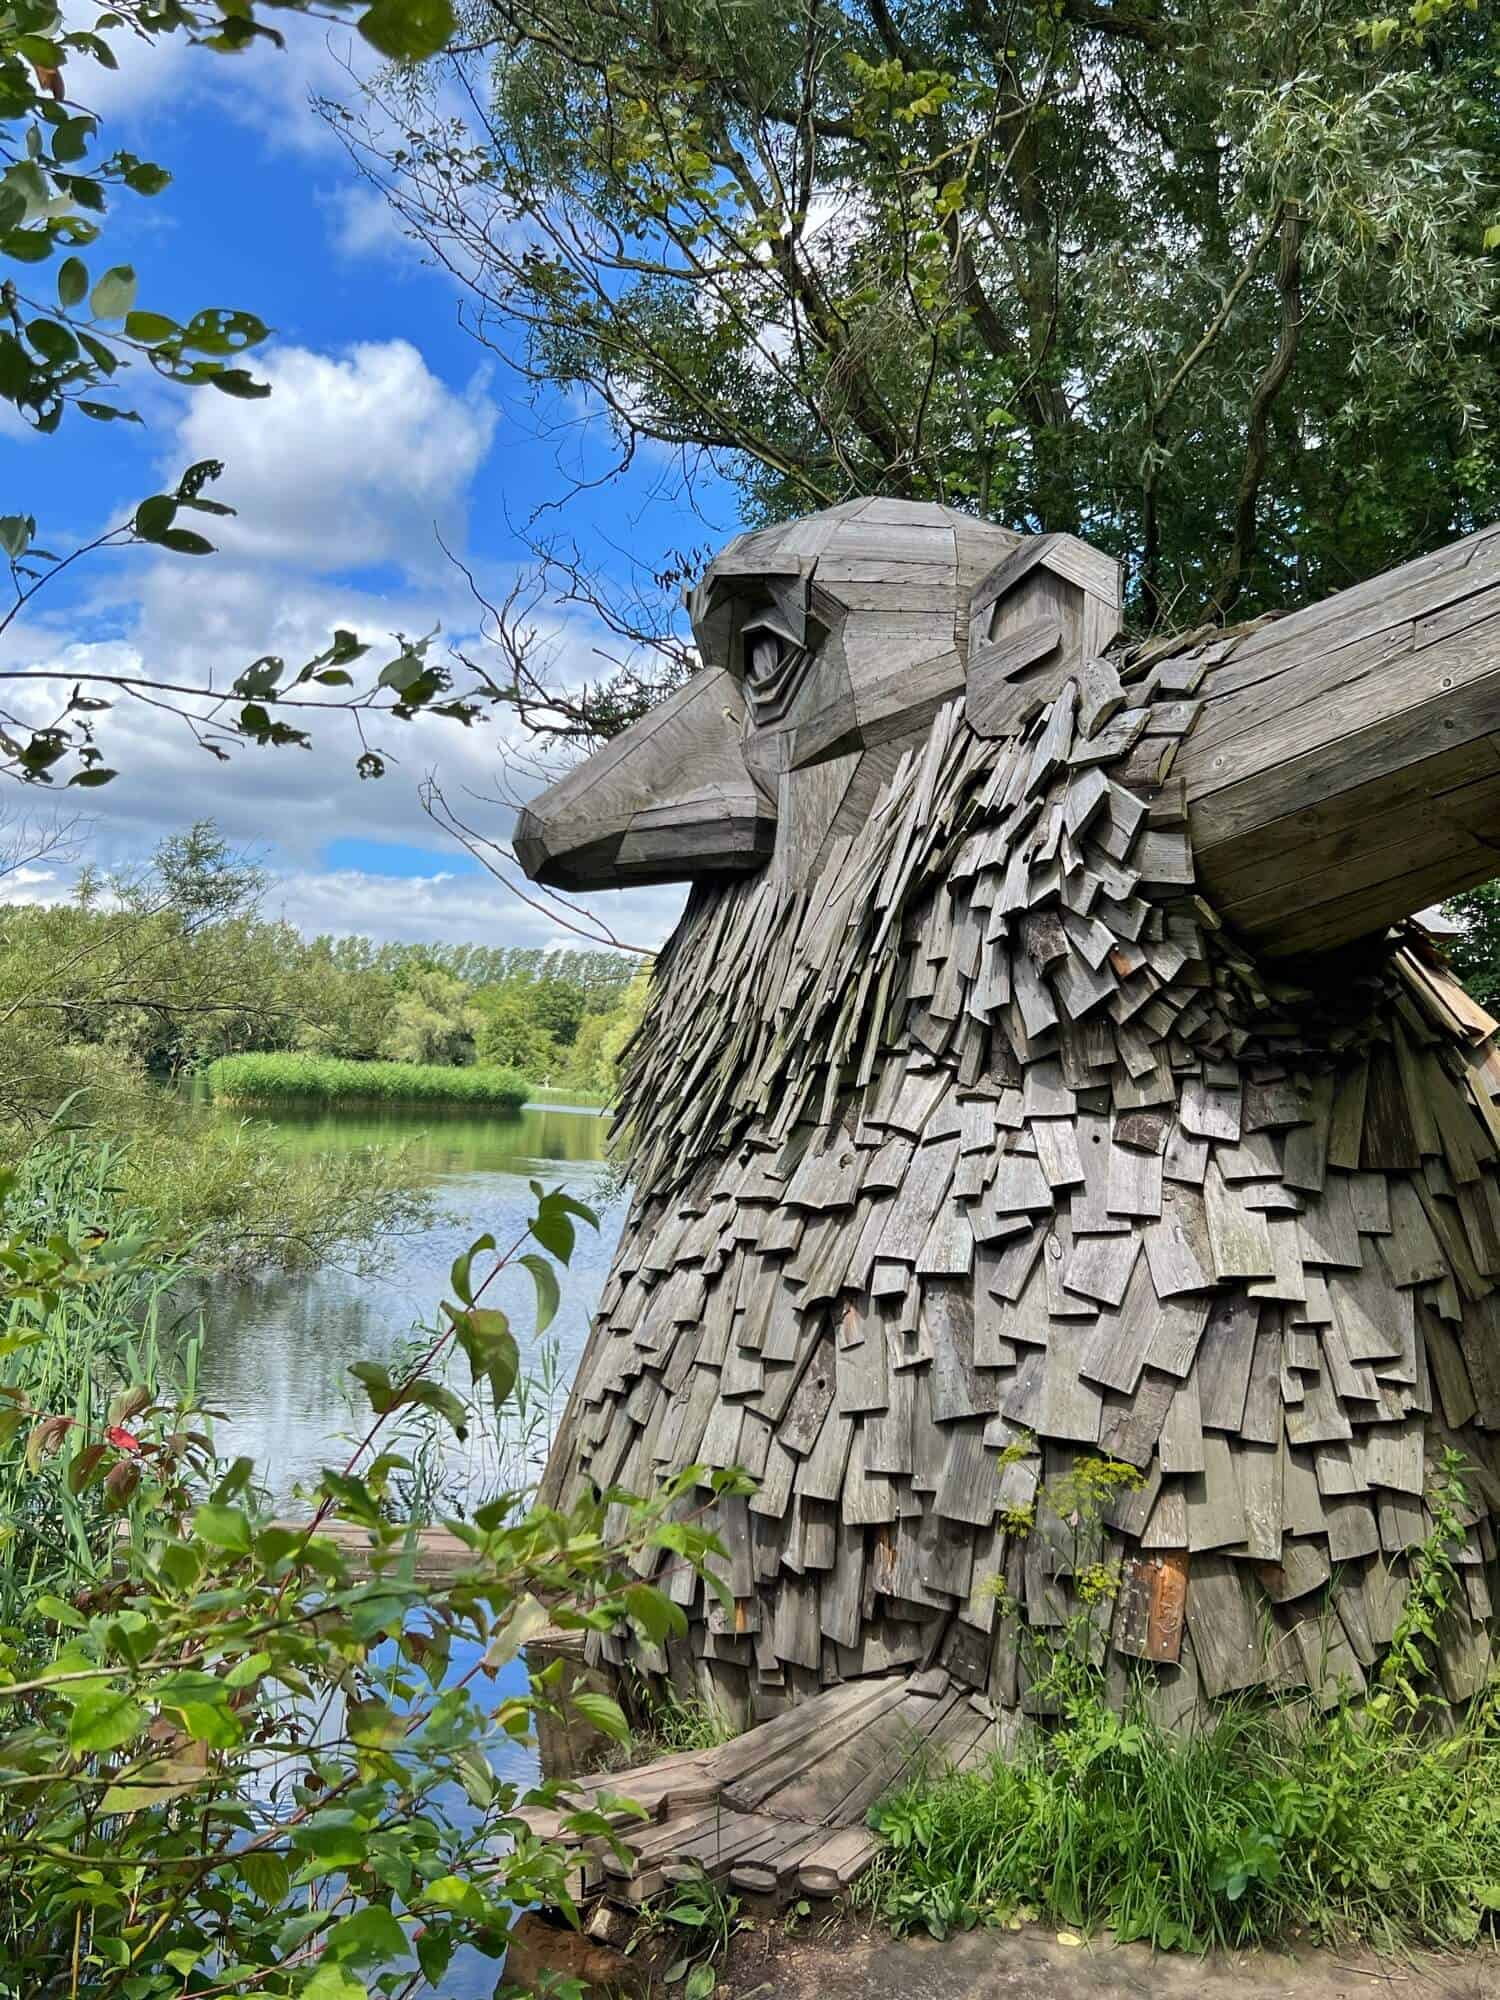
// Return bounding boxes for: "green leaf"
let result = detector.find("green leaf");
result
[419,1874,485,1918]
[401,1376,469,1436]
[570,1690,630,1744]
[156,526,215,556]
[290,1808,368,1867]
[325,1903,408,1966]
[90,264,138,320]
[56,257,87,308]
[449,1231,494,1305]
[68,1688,147,1754]
[518,1250,559,1335]
[685,1965,716,1999]
[2,227,56,264]
[237,1850,290,1906]
[123,160,171,196]
[452,1304,518,1409]
[208,367,270,398]
[124,309,180,344]
[0,515,32,558]
[133,494,177,542]
[358,0,456,63]
[624,1581,687,1645]
[302,1965,368,2000]
[530,1198,575,1265]
[193,1501,251,1553]
[67,768,117,787]
[484,1590,549,1669]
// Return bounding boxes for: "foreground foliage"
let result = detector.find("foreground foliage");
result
[865,1452,1500,1954]
[0,1174,742,1998]
[207,1052,532,1110]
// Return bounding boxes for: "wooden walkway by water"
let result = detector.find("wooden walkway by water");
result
[522,1666,1010,1910]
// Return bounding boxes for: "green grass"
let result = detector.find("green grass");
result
[525,1083,611,1109]
[863,1681,1500,1954]
[205,1052,530,1110]
[862,1448,1500,1957]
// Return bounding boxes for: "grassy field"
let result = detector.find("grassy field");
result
[205,1053,530,1110]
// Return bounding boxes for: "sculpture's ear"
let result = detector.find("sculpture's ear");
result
[964,534,1122,739]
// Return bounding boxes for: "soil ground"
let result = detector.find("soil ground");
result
[508,1909,1500,2000]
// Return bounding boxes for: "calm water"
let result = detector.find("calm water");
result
[185,1102,621,1997]
[187,1101,621,1506]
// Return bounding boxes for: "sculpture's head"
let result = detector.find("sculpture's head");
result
[513,499,1071,892]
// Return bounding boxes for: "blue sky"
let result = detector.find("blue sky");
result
[2,22,729,951]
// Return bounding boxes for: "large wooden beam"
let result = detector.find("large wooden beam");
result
[1177,524,1500,955]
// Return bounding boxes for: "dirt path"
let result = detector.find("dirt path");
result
[510,1910,1497,2000]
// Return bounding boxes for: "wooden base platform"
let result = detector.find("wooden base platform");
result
[523,1667,1012,1909]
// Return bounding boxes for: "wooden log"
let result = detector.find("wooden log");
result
[1175,525,1500,953]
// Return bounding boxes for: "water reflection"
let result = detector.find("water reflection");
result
[186,1102,621,1505]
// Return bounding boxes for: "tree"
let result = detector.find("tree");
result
[1442,884,1500,1009]
[473,988,559,1077]
[333,0,1500,633]
[378,967,482,1065]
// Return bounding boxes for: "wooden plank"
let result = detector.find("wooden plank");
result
[1112,1550,1189,1663]
[1203,1159,1275,1280]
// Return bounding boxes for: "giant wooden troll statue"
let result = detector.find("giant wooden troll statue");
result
[515,499,1500,1732]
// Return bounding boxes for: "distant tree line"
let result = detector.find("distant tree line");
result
[1,821,646,1108]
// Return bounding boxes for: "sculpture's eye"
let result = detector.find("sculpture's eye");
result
[745,628,783,686]
[739,616,807,724]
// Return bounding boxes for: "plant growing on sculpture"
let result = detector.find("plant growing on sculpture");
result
[0,1182,747,1998]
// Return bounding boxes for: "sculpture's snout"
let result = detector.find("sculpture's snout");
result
[512,668,776,892]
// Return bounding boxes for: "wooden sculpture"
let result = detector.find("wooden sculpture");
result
[514,498,1500,1733]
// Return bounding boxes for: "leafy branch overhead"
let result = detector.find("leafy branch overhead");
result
[0,0,473,787]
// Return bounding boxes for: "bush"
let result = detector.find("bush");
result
[205,1052,531,1109]
[3,1047,435,1278]
[0,1180,747,1999]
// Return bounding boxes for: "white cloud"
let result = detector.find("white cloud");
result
[320,182,420,266]
[0,846,684,954]
[65,14,381,160]
[169,340,496,575]
[262,864,683,952]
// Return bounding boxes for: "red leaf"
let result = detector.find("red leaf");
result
[106,1425,141,1453]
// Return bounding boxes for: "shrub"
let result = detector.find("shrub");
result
[205,1052,531,1109]
[0,1180,746,1998]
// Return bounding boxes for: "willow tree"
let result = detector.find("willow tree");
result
[331,0,1498,630]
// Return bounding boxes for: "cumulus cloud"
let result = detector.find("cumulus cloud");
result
[0,845,683,954]
[169,341,496,576]
[65,13,379,159]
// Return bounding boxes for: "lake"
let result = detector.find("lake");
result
[182,1101,623,1997]
[186,1100,622,1506]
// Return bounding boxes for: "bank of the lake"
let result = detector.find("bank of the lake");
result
[184,1097,620,1505]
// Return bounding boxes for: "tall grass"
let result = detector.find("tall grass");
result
[865,1680,1500,1952]
[0,1138,200,1624]
[863,1452,1500,1955]
[205,1052,530,1110]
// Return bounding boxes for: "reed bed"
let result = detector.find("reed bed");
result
[205,1053,530,1110]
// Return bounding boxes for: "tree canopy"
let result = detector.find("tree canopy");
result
[338,0,1500,627]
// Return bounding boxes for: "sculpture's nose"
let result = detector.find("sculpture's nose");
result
[512,667,777,892]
